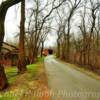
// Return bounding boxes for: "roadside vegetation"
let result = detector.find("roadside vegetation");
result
[59,59,100,81]
[0,57,49,100]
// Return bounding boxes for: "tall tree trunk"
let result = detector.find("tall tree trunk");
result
[0,0,23,90]
[0,14,8,90]
[83,37,86,65]
[62,40,66,59]
[57,39,60,57]
[66,20,70,61]
[17,0,27,73]
[41,41,44,57]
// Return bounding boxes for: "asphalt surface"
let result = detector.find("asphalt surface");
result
[44,55,100,100]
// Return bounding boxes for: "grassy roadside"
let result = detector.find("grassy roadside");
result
[0,57,49,100]
[66,63,100,81]
[57,58,100,81]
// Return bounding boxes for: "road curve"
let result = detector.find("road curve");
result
[44,55,100,100]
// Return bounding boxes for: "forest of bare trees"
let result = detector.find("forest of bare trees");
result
[56,0,100,73]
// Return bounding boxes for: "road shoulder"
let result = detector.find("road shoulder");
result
[56,58,100,81]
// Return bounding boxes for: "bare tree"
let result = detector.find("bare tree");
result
[25,0,66,63]
[17,0,27,73]
[58,0,82,61]
[55,10,63,57]
[87,0,100,65]
[78,2,87,65]
[66,0,82,61]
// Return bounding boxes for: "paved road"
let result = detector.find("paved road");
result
[44,55,100,100]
